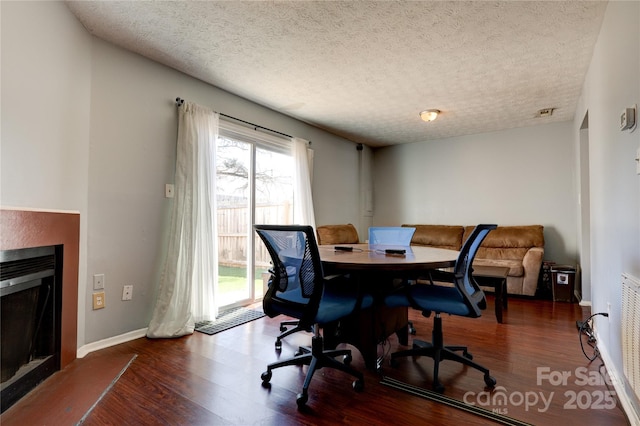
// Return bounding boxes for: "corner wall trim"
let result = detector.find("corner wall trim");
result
[77,328,148,358]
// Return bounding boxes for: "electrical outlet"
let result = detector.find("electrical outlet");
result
[93,274,105,290]
[122,285,133,301]
[93,292,105,310]
[165,184,174,198]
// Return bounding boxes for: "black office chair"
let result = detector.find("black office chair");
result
[255,224,373,407]
[271,224,361,351]
[384,224,498,393]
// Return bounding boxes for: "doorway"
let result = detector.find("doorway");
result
[578,112,592,303]
[215,125,294,310]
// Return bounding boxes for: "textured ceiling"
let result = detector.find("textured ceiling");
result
[65,1,608,147]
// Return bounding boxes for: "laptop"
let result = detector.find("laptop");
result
[368,227,416,247]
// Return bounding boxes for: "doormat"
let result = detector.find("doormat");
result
[195,307,265,335]
[380,376,532,426]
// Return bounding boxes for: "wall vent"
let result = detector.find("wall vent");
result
[622,273,640,402]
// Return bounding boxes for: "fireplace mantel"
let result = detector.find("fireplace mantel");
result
[0,208,79,368]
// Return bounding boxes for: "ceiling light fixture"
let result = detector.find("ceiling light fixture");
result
[420,109,440,122]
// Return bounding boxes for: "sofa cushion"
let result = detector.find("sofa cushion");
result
[475,246,531,263]
[472,258,525,277]
[403,224,464,251]
[463,225,544,249]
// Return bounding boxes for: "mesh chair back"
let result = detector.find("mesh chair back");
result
[453,224,497,316]
[255,225,325,324]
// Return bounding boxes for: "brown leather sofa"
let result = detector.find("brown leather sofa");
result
[403,224,544,296]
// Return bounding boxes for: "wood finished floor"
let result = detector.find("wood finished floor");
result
[2,297,631,425]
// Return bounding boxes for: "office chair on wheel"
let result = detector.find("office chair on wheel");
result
[272,224,361,350]
[384,224,498,393]
[255,224,373,407]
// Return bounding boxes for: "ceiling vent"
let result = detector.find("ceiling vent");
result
[537,108,555,118]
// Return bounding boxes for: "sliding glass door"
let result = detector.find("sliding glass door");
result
[216,125,294,309]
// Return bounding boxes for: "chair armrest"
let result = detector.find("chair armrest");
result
[414,268,454,286]
[323,273,352,291]
[324,274,346,282]
[426,269,455,284]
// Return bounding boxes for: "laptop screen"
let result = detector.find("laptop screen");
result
[368,227,416,247]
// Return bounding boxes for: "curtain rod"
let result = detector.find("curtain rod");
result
[175,97,296,140]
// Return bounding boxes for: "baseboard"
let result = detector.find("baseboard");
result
[594,329,640,425]
[579,299,592,307]
[77,328,148,358]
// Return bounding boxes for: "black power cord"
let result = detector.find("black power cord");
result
[577,313,632,424]
[578,312,609,361]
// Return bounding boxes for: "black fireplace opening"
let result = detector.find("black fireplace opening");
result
[1,245,62,413]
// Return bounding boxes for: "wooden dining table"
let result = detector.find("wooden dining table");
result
[318,244,458,273]
[317,243,459,370]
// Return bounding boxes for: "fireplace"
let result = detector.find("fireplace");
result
[0,208,79,414]
[0,245,62,413]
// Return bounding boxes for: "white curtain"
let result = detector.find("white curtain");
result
[147,102,219,338]
[292,137,316,228]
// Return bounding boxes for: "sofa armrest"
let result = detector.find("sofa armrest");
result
[522,247,544,295]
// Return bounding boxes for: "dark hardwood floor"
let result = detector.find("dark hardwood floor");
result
[2,296,631,425]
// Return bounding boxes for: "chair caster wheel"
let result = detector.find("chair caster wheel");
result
[433,382,445,393]
[343,354,352,365]
[484,374,497,388]
[275,340,282,351]
[296,392,308,407]
[353,379,364,392]
[408,322,416,335]
[280,325,287,332]
[261,370,272,384]
[463,350,473,360]
[294,348,304,357]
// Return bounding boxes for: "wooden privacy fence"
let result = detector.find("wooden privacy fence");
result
[218,202,292,268]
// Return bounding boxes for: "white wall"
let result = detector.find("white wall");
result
[1,1,365,345]
[1,0,92,347]
[372,121,577,265]
[574,0,640,416]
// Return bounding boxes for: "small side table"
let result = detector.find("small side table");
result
[472,266,510,323]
